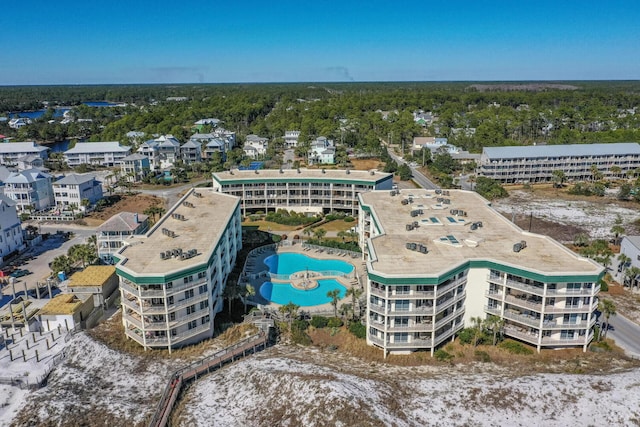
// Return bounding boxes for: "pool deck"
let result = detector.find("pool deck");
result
[241,241,366,315]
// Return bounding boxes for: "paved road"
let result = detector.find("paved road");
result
[385,147,438,190]
[137,180,209,209]
[606,313,640,357]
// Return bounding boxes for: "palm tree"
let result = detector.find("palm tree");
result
[552,170,566,188]
[302,227,312,240]
[278,301,300,332]
[339,303,353,321]
[484,315,505,345]
[327,289,341,318]
[313,228,327,242]
[598,299,617,340]
[337,230,347,243]
[610,216,625,246]
[345,287,363,320]
[243,284,255,312]
[610,166,622,180]
[81,198,91,212]
[50,255,72,276]
[223,280,242,315]
[470,316,484,347]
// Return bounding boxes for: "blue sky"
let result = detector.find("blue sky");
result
[2,0,639,84]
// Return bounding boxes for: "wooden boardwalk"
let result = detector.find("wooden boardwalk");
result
[149,331,270,427]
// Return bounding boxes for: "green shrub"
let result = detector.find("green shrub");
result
[457,328,475,345]
[343,216,355,222]
[310,316,329,328]
[292,319,309,332]
[498,339,534,355]
[434,349,453,362]
[291,327,311,345]
[599,279,609,292]
[348,321,366,339]
[474,350,491,363]
[327,317,343,328]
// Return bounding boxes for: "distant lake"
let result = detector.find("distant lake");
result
[9,101,121,119]
[48,139,72,152]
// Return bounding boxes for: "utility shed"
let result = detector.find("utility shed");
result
[38,293,93,332]
[67,265,119,308]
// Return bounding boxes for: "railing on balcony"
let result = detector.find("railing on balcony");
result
[504,294,544,312]
[368,335,434,348]
[504,326,540,345]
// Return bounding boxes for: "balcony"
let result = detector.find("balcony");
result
[504,294,544,312]
[368,335,433,349]
[369,287,386,298]
[385,322,433,333]
[503,326,540,346]
[541,331,593,345]
[485,290,503,300]
[546,285,600,297]
[487,274,504,284]
[434,308,464,330]
[505,279,545,296]
[435,291,465,314]
[543,316,596,330]
[543,300,598,314]
[368,304,386,315]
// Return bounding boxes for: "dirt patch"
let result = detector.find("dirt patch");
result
[350,158,384,170]
[85,194,164,225]
[505,213,588,242]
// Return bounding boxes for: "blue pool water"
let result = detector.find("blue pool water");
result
[260,279,347,306]
[263,253,354,276]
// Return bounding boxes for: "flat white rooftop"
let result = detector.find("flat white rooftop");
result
[116,189,239,277]
[361,189,603,278]
[213,168,392,184]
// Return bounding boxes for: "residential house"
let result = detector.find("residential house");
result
[213,128,236,151]
[193,118,221,131]
[63,142,131,167]
[156,135,181,168]
[126,131,146,144]
[137,140,161,170]
[96,212,149,264]
[3,169,54,212]
[180,140,202,164]
[8,118,31,129]
[204,139,226,159]
[120,154,151,182]
[0,142,49,164]
[0,194,25,264]
[413,111,435,127]
[283,130,300,148]
[308,136,335,165]
[52,174,103,212]
[243,135,268,158]
[15,155,45,171]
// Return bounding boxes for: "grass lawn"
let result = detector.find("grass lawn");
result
[319,219,357,233]
[241,219,301,232]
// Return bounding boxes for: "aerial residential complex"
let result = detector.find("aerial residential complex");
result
[359,189,603,356]
[0,141,49,164]
[212,168,394,216]
[479,142,640,183]
[114,189,242,352]
[63,141,131,167]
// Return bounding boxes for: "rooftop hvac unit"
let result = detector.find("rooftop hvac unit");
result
[390,190,397,196]
[160,252,166,260]
[405,242,413,250]
[322,169,326,174]
[279,169,283,174]
[412,221,418,228]
[254,169,259,174]
[419,245,428,254]
[406,224,414,231]
[410,210,418,217]
[410,242,417,251]
[443,190,450,196]
[437,197,444,203]
[470,223,478,231]
[346,169,350,174]
[443,199,451,204]
[370,170,375,175]
[401,199,409,205]
[513,243,523,253]
[435,189,442,195]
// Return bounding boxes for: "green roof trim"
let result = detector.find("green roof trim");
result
[368,259,603,286]
[214,177,389,186]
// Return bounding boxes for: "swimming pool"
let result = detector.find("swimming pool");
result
[263,252,354,276]
[259,279,347,306]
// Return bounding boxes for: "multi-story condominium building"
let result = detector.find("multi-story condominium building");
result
[0,141,49,164]
[4,169,54,212]
[180,140,202,164]
[52,174,103,211]
[97,212,149,264]
[284,130,300,148]
[359,189,603,357]
[212,168,393,216]
[64,141,131,167]
[120,154,151,182]
[114,189,242,352]
[479,143,640,184]
[0,194,25,264]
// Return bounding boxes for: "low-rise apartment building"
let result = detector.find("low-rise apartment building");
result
[479,143,640,183]
[63,141,131,167]
[212,168,393,216]
[359,189,603,357]
[52,174,103,211]
[0,141,49,164]
[114,189,242,352]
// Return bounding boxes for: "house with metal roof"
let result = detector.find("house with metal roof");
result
[137,139,161,170]
[3,169,54,212]
[96,212,149,264]
[52,173,103,211]
[63,141,131,167]
[180,140,202,164]
[0,194,25,264]
[120,153,151,182]
[243,134,268,158]
[479,142,640,183]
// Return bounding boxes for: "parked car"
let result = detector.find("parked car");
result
[10,269,31,278]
